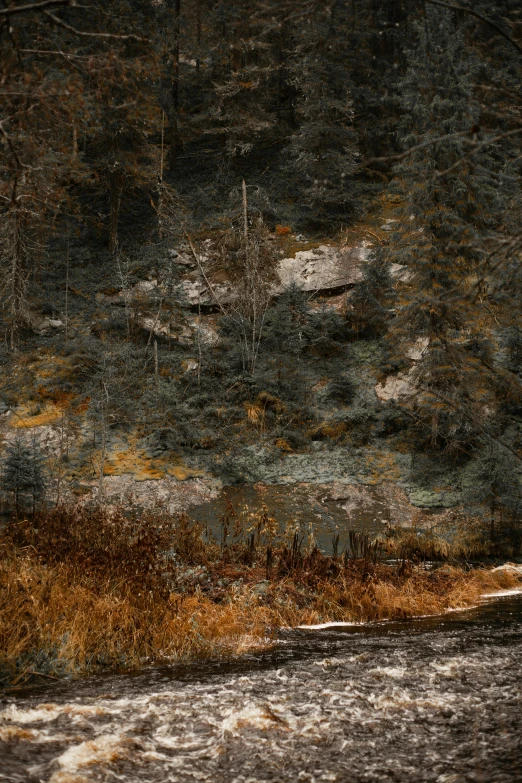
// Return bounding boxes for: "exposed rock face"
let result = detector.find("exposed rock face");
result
[175,279,235,308]
[375,372,415,402]
[90,474,221,514]
[28,314,65,334]
[375,339,427,401]
[173,241,372,306]
[275,243,367,294]
[406,337,428,361]
[380,219,399,232]
[390,263,411,282]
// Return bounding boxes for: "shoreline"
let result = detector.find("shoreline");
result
[2,552,521,689]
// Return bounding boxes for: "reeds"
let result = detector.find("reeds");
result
[1,504,521,686]
[0,549,271,686]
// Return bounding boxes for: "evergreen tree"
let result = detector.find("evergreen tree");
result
[349,250,395,338]
[3,436,45,515]
[285,4,359,228]
[391,6,508,458]
[263,283,312,357]
[464,441,521,547]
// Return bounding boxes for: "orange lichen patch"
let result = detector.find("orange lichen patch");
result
[11,406,62,429]
[168,465,205,481]
[138,467,165,480]
[275,438,293,453]
[360,452,402,484]
[99,441,204,483]
[312,378,330,392]
[102,444,167,480]
[36,387,75,408]
[306,422,348,442]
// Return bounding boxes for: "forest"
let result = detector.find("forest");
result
[1,0,522,685]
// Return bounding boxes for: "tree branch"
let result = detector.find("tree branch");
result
[0,0,72,17]
[359,129,475,169]
[420,387,522,466]
[425,0,522,56]
[435,127,522,177]
[43,9,149,42]
[184,230,227,315]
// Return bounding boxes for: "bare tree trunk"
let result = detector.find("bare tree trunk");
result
[242,179,248,242]
[196,0,201,78]
[5,204,29,351]
[109,169,124,256]
[65,230,69,343]
[154,339,159,392]
[197,286,202,388]
[160,111,165,183]
[116,252,131,339]
[169,0,182,172]
[72,121,78,161]
[98,379,108,506]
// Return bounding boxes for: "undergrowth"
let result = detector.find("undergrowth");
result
[1,505,521,687]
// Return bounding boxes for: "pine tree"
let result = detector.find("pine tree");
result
[391,6,508,458]
[349,250,395,338]
[3,436,45,515]
[284,4,359,228]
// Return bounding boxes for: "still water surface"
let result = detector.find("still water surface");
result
[189,482,435,551]
[1,595,521,783]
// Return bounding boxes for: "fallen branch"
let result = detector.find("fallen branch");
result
[425,0,522,56]
[183,230,227,316]
[0,0,72,17]
[43,9,149,42]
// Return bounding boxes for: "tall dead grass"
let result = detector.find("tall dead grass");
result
[1,505,521,686]
[0,550,270,686]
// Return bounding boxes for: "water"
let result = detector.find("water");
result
[1,594,521,782]
[190,482,440,551]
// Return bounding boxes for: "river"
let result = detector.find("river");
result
[1,593,521,783]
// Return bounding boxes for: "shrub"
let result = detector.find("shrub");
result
[2,436,45,515]
[326,375,357,404]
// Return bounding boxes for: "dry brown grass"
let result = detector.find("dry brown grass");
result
[1,505,521,687]
[2,552,520,687]
[0,550,271,686]
[254,563,522,627]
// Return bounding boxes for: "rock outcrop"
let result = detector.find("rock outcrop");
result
[275,243,368,294]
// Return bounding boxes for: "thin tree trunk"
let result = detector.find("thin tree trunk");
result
[196,0,201,77]
[72,122,78,160]
[98,381,107,506]
[154,339,159,392]
[56,410,65,507]
[160,111,165,182]
[109,170,124,256]
[169,0,182,172]
[65,230,69,343]
[242,179,248,242]
[197,288,202,388]
[8,205,27,351]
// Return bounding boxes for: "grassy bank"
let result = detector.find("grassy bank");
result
[1,507,521,687]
